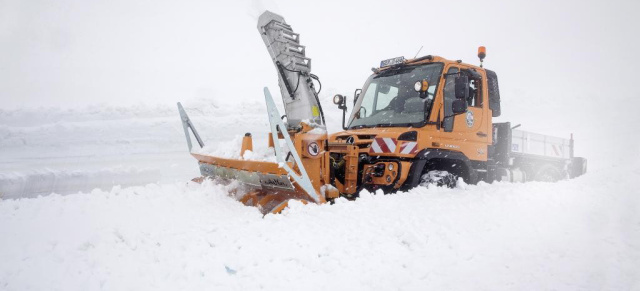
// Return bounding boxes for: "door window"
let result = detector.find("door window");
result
[443,67,459,132]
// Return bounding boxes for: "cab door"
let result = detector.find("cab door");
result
[436,64,490,162]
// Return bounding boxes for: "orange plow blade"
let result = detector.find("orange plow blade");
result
[178,88,328,214]
[192,153,316,214]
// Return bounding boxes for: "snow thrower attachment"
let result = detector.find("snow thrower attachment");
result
[177,91,329,214]
[177,11,334,214]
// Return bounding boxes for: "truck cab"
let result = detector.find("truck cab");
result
[328,54,584,195]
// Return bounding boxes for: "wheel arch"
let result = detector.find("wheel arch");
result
[403,148,478,189]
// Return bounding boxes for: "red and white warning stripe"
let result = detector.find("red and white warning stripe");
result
[399,141,418,155]
[370,138,397,154]
[551,144,564,157]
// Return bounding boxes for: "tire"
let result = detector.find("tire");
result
[533,165,562,182]
[420,170,458,188]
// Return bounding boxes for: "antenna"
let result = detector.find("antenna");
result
[413,45,423,59]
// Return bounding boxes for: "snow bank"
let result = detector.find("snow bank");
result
[0,167,162,200]
[0,100,273,198]
[0,166,638,290]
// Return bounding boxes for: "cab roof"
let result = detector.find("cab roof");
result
[374,55,483,74]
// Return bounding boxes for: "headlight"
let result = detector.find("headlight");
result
[415,80,429,92]
[414,81,422,92]
[388,163,394,171]
[333,94,344,105]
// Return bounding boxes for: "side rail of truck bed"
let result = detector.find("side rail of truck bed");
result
[511,130,571,160]
[490,123,586,182]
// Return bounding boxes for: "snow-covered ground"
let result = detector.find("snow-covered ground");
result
[1,99,639,290]
[1,166,638,290]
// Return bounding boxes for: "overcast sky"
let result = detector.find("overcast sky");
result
[1,0,639,133]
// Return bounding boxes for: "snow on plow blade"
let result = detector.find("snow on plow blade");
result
[177,88,324,214]
[191,155,309,214]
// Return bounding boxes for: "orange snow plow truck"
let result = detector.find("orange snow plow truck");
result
[177,11,587,214]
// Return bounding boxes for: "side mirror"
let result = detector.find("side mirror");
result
[414,79,430,99]
[452,99,468,114]
[455,76,469,99]
[359,107,367,118]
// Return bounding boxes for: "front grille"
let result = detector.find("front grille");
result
[357,135,376,140]
[357,143,371,149]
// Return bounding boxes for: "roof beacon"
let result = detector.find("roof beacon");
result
[478,46,486,68]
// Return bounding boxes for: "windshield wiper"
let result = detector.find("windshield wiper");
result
[375,67,415,78]
[349,123,413,129]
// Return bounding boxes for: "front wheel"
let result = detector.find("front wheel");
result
[420,170,458,188]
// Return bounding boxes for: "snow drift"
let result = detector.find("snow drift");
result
[1,165,638,290]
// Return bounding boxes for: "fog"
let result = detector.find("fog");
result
[1,0,639,164]
[1,3,639,288]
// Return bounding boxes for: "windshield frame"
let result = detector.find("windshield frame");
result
[347,62,444,129]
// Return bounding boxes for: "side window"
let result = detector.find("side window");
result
[468,79,482,107]
[460,69,482,108]
[443,67,459,132]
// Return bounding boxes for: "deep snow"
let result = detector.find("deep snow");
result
[0,166,638,290]
[1,99,639,290]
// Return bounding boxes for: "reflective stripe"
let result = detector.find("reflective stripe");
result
[371,139,383,153]
[400,142,417,154]
[369,138,398,154]
[383,138,397,152]
[551,144,562,156]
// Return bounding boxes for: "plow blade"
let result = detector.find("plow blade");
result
[192,154,312,214]
[178,88,325,214]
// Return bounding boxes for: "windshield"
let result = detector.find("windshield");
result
[348,63,443,129]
